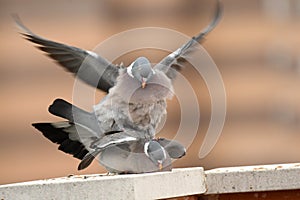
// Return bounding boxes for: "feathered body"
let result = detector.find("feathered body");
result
[14,0,222,173]
[93,68,174,139]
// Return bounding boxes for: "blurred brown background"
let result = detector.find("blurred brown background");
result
[1,0,300,185]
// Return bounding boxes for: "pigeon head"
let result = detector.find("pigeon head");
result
[127,57,154,89]
[144,140,167,170]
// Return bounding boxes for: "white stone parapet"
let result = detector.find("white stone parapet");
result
[1,163,300,199]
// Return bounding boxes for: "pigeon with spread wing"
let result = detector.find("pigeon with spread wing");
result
[15,0,222,173]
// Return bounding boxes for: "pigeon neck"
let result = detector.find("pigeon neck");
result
[144,141,150,157]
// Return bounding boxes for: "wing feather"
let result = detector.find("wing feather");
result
[154,0,223,80]
[14,15,119,92]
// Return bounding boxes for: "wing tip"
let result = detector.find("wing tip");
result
[194,0,223,42]
[12,14,34,36]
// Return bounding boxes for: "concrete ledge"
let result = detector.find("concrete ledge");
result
[0,167,205,200]
[1,163,300,199]
[205,163,300,194]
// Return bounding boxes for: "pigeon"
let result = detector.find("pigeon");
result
[14,0,222,93]
[34,122,173,173]
[32,98,184,173]
[86,139,173,173]
[15,0,222,173]
[14,0,222,138]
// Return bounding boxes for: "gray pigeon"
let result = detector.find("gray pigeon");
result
[33,98,181,173]
[86,139,173,173]
[17,0,222,173]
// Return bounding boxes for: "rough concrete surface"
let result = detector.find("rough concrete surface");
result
[205,163,300,194]
[0,167,205,200]
[2,163,300,199]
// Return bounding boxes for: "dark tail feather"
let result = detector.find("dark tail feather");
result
[78,150,100,170]
[48,99,75,121]
[48,98,101,133]
[32,122,89,160]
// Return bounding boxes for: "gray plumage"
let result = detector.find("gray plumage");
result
[99,140,172,173]
[32,92,188,172]
[156,138,186,159]
[13,15,119,93]
[144,140,167,168]
[130,57,154,88]
[19,0,222,173]
[34,99,183,172]
[13,0,222,93]
[94,66,173,139]
[154,0,223,80]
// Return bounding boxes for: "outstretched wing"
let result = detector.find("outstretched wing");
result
[14,15,119,93]
[154,0,223,80]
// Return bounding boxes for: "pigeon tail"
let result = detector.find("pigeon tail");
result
[32,122,89,160]
[49,98,101,134]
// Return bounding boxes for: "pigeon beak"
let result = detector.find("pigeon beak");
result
[141,80,146,89]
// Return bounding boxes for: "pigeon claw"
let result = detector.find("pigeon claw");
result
[141,81,146,89]
[158,162,163,170]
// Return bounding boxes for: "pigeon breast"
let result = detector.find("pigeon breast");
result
[93,69,174,138]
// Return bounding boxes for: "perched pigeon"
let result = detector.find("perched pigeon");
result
[33,98,184,172]
[16,0,222,173]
